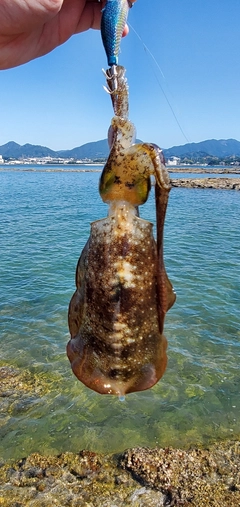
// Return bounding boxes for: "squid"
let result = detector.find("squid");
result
[67,66,176,396]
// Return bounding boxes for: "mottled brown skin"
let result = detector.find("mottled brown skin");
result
[67,66,176,395]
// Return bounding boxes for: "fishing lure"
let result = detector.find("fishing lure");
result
[101,0,133,91]
[101,0,133,67]
[67,67,176,396]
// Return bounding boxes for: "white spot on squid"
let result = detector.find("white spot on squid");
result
[114,260,136,288]
[126,337,136,345]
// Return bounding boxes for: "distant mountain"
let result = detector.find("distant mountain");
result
[58,139,110,159]
[1,138,240,161]
[0,139,141,160]
[164,139,240,158]
[0,141,56,158]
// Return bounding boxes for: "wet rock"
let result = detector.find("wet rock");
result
[121,441,240,506]
[127,486,164,505]
[171,177,240,190]
[0,441,239,506]
[0,450,138,506]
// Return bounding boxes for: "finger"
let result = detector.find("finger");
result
[122,24,129,37]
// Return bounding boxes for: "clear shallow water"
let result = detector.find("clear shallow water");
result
[0,169,239,460]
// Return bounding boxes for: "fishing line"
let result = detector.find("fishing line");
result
[129,23,191,144]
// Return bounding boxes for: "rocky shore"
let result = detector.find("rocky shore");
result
[171,177,240,190]
[0,366,240,506]
[0,441,239,506]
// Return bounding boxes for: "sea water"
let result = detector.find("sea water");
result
[0,168,239,460]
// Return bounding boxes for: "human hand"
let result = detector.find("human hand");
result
[0,0,119,69]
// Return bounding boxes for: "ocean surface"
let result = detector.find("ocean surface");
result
[0,166,240,461]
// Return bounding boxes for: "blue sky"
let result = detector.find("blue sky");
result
[1,0,240,150]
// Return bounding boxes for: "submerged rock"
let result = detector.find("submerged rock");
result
[0,366,49,398]
[0,365,51,420]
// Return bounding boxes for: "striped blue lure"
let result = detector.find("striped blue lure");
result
[101,0,132,67]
